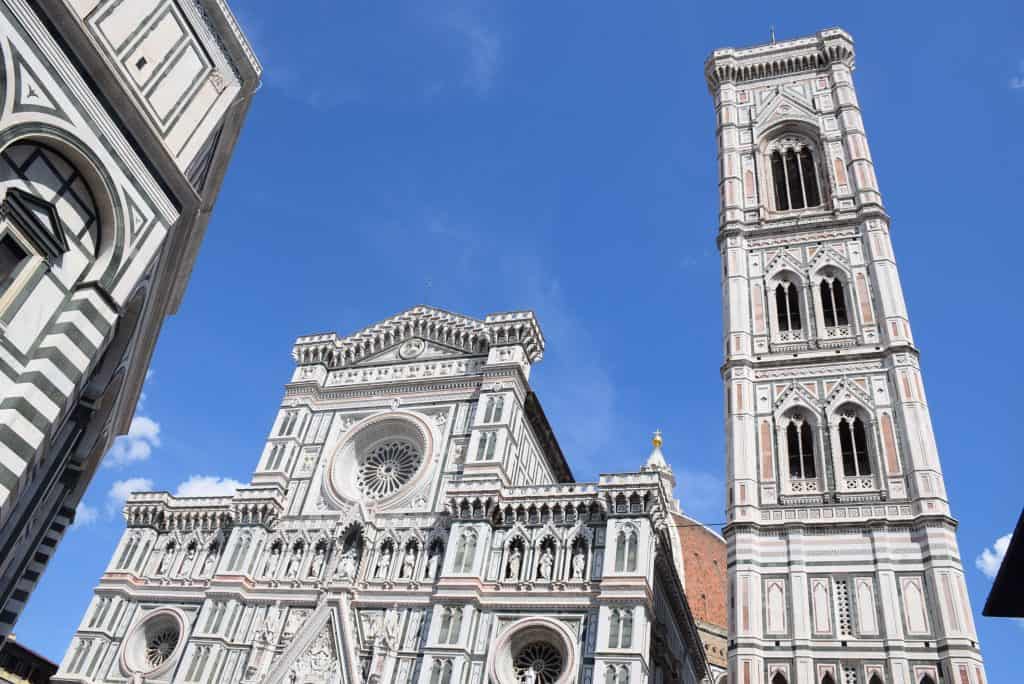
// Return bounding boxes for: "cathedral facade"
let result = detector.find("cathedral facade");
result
[707,29,987,684]
[54,307,710,684]
[0,0,258,640]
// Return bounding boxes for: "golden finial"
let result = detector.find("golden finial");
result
[652,429,663,448]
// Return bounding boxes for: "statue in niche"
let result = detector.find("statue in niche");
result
[375,546,392,579]
[256,604,282,645]
[264,544,282,577]
[336,548,358,579]
[507,547,522,580]
[285,545,303,577]
[384,605,400,643]
[425,547,441,580]
[156,545,173,576]
[284,608,307,639]
[180,545,198,576]
[400,547,417,579]
[202,546,219,576]
[571,547,586,579]
[308,545,326,578]
[367,613,383,640]
[538,547,554,580]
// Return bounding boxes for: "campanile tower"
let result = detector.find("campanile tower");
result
[705,29,987,684]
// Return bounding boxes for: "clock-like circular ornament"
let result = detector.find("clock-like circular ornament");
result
[398,338,425,359]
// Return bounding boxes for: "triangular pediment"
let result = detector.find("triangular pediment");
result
[753,88,818,139]
[354,337,466,366]
[264,604,344,684]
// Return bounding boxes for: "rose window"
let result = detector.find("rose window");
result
[144,628,179,668]
[356,439,422,499]
[513,642,563,683]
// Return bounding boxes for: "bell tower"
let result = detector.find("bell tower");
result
[706,29,987,684]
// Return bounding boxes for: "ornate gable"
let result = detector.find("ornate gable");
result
[753,87,819,140]
[264,604,344,684]
[292,306,544,368]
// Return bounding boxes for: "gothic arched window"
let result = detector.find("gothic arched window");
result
[786,415,816,479]
[614,528,639,573]
[453,530,477,573]
[839,413,872,477]
[775,281,802,332]
[769,139,822,211]
[869,675,884,684]
[772,673,788,684]
[919,675,936,684]
[822,674,836,684]
[620,609,633,648]
[819,276,849,328]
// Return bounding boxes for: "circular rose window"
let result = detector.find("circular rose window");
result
[486,617,578,684]
[327,413,434,506]
[120,608,186,678]
[513,642,563,683]
[357,439,422,499]
[145,627,179,668]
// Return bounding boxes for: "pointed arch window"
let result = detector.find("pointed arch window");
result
[786,415,816,479]
[869,675,884,684]
[453,529,477,573]
[775,281,802,332]
[822,675,836,684]
[772,674,788,684]
[769,140,822,211]
[838,413,872,477]
[819,276,849,328]
[614,527,639,573]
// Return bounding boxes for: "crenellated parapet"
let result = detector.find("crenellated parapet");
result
[291,306,545,370]
[124,492,233,532]
[704,27,854,92]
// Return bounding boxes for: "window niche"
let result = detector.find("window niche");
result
[830,406,878,492]
[767,272,807,346]
[778,411,821,495]
[766,135,824,212]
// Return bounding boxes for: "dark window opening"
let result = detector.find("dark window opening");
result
[820,278,849,327]
[786,419,816,479]
[785,149,806,209]
[770,143,823,211]
[771,151,789,210]
[775,282,802,332]
[839,415,872,477]
[0,234,29,292]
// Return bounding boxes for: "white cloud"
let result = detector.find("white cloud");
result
[103,415,161,468]
[107,477,154,516]
[175,475,244,499]
[439,4,501,95]
[72,502,98,529]
[976,533,1012,579]
[1011,61,1024,89]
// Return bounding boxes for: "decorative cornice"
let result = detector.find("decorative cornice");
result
[704,28,854,92]
[291,306,545,369]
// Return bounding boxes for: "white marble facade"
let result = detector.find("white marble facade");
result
[707,29,987,684]
[56,307,708,684]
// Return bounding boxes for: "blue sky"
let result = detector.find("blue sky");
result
[15,0,1024,677]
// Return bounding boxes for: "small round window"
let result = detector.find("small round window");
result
[120,608,186,678]
[357,438,423,499]
[513,641,563,683]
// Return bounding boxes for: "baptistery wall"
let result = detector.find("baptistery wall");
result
[0,0,259,641]
[56,306,710,684]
